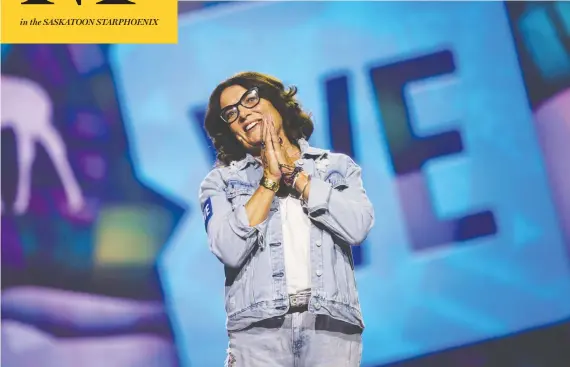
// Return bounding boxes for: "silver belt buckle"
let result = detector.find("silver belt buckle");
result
[290,294,299,307]
[289,291,309,307]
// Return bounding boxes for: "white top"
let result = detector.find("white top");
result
[279,195,312,295]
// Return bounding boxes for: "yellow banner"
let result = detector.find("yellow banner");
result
[1,0,178,44]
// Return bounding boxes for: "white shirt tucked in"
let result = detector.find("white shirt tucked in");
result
[279,195,312,295]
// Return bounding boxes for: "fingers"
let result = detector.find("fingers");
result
[268,119,288,166]
[268,120,277,150]
[270,122,279,145]
[265,118,274,154]
[262,116,276,163]
[261,116,268,148]
[260,123,272,169]
[267,113,274,128]
[264,116,274,149]
[265,116,278,149]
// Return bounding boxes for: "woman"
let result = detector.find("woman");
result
[200,71,374,367]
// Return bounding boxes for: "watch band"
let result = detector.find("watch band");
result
[260,176,280,192]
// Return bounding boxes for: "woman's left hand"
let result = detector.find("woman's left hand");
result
[266,115,296,172]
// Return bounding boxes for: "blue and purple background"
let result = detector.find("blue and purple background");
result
[2,2,570,367]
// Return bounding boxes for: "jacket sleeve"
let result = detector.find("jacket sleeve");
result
[199,170,269,268]
[305,156,374,245]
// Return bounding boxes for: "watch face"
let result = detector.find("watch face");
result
[261,177,278,192]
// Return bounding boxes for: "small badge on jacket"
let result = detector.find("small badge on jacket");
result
[202,197,213,230]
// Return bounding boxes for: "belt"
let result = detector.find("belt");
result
[287,291,311,314]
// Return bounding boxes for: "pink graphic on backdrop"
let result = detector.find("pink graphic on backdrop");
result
[534,88,570,245]
[1,287,177,367]
[1,75,85,215]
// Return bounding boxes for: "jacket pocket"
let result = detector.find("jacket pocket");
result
[225,181,255,208]
[225,254,257,316]
[325,170,349,191]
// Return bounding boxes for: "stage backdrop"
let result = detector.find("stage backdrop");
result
[111,2,570,367]
[2,1,570,367]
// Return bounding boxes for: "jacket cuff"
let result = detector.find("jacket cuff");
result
[229,205,269,247]
[254,219,269,249]
[306,178,332,216]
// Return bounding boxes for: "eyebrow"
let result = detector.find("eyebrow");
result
[221,91,247,110]
[220,99,233,110]
[220,101,234,110]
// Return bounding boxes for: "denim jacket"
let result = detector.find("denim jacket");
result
[199,139,374,331]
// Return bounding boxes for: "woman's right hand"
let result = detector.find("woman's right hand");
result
[261,116,282,182]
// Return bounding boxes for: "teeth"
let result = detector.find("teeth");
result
[245,121,258,131]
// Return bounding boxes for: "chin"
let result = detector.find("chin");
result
[245,132,262,145]
[249,140,263,148]
[241,139,261,150]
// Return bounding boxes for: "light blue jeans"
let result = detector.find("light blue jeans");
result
[225,311,362,367]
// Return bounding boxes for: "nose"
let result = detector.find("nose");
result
[237,105,252,124]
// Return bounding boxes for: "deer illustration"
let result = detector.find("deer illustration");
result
[1,74,85,214]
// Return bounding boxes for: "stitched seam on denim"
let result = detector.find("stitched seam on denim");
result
[227,299,288,319]
[315,298,363,315]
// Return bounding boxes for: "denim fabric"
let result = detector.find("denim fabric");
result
[199,139,374,332]
[225,311,362,367]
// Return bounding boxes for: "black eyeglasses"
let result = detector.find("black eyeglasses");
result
[220,87,261,124]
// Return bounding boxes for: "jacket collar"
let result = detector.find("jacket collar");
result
[298,138,328,158]
[229,138,328,171]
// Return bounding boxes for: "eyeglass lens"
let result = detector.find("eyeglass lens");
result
[221,88,260,124]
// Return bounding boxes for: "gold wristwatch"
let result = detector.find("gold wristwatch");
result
[260,176,280,192]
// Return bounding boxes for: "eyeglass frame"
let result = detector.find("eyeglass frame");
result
[219,87,261,124]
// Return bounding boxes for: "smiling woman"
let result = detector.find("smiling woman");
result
[199,71,374,367]
[204,72,314,166]
[220,86,267,150]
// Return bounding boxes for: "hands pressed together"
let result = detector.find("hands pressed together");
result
[244,115,312,226]
[260,115,310,200]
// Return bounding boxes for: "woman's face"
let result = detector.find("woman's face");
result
[219,85,283,151]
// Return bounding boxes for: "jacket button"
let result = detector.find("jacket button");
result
[316,269,322,277]
[314,301,321,310]
[316,241,321,247]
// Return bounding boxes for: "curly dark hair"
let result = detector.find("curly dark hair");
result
[204,72,314,166]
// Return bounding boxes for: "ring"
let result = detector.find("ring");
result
[261,142,266,148]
